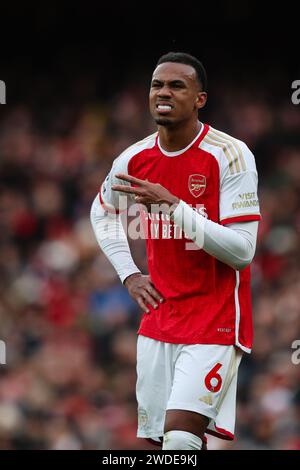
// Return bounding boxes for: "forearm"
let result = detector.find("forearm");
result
[172,200,258,270]
[90,195,141,283]
[203,220,258,270]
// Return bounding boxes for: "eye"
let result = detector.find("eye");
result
[172,83,184,89]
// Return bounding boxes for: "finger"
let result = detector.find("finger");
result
[115,173,146,186]
[134,198,151,212]
[141,289,158,309]
[136,296,150,314]
[148,275,165,301]
[134,196,147,203]
[144,283,164,302]
[111,185,143,194]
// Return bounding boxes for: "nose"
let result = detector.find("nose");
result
[157,85,172,98]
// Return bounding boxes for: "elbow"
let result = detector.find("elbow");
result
[230,242,256,271]
[231,255,254,271]
[234,261,250,271]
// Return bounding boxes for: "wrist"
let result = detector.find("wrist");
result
[123,272,141,287]
[167,195,180,206]
[162,195,180,216]
[169,198,180,218]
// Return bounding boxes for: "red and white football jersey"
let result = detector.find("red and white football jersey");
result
[99,124,261,353]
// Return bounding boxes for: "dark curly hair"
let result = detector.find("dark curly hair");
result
[156,52,207,92]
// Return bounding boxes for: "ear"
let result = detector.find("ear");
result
[196,92,207,109]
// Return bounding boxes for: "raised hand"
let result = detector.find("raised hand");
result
[112,173,179,210]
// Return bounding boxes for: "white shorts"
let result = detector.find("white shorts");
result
[136,335,243,441]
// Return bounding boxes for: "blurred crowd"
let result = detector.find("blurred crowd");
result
[0,72,300,450]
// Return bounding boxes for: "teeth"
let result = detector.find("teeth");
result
[157,105,172,110]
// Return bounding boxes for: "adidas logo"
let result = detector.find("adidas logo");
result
[199,394,213,405]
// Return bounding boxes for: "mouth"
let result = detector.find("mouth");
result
[156,103,173,114]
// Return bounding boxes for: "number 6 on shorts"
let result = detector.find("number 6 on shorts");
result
[204,363,223,392]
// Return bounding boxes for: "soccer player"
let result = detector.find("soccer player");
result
[90,52,261,450]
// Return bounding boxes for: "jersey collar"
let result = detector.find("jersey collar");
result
[157,122,206,157]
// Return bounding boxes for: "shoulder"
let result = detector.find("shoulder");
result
[112,132,157,170]
[200,125,257,174]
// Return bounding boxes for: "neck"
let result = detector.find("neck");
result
[158,120,201,152]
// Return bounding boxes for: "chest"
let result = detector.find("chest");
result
[129,148,220,206]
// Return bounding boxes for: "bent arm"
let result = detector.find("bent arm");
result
[204,219,258,270]
[90,195,141,283]
[172,200,258,270]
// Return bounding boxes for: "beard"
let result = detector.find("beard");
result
[154,117,174,127]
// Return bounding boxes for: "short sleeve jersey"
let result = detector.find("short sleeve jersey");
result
[99,124,261,352]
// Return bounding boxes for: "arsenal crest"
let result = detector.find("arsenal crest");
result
[188,174,206,198]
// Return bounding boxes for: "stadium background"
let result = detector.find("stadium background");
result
[0,1,299,449]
